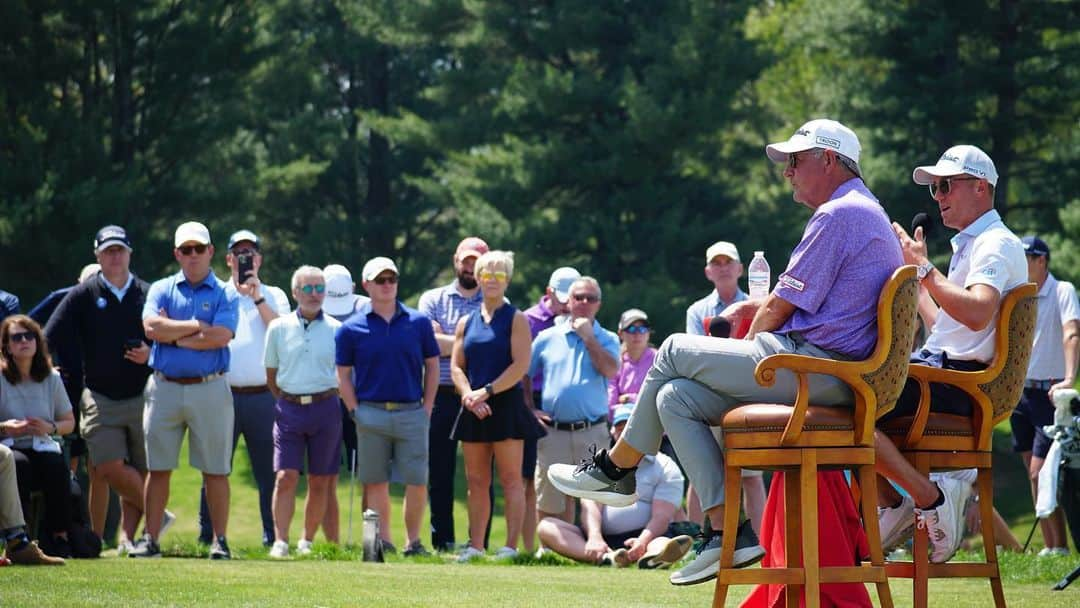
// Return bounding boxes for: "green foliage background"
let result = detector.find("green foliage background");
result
[2,0,1077,338]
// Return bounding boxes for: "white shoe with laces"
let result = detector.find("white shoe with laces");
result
[269,540,289,558]
[297,539,313,556]
[456,545,485,562]
[878,495,916,553]
[916,477,970,563]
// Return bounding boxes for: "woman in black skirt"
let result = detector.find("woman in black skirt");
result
[450,250,543,561]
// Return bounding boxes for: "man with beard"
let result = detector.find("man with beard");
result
[417,237,490,551]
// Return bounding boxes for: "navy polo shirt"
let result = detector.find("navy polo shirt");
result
[142,271,239,377]
[335,301,439,403]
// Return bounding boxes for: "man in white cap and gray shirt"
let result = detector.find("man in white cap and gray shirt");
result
[549,119,904,586]
[686,242,746,336]
[876,145,1026,564]
[197,229,289,547]
[134,221,239,559]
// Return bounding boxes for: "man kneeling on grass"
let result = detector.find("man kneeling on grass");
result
[537,403,692,569]
[265,266,342,558]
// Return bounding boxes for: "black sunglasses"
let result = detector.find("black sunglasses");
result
[8,331,35,343]
[573,294,600,303]
[178,244,208,255]
[373,275,399,285]
[928,176,979,197]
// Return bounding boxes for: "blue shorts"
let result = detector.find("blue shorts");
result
[1010,387,1054,458]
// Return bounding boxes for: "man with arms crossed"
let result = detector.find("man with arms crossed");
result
[131,222,238,559]
[550,119,903,586]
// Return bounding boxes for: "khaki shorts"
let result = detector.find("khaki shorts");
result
[81,389,147,471]
[353,404,429,485]
[144,375,234,475]
[535,423,610,514]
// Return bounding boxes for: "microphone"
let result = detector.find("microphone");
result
[911,212,934,239]
[703,316,732,338]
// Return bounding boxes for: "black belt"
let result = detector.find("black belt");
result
[544,417,607,432]
[157,372,223,385]
[1026,379,1062,391]
[280,388,339,405]
[231,384,269,394]
[437,385,458,397]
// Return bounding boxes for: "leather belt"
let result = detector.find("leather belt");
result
[231,384,269,394]
[543,417,607,432]
[280,388,339,405]
[359,400,422,412]
[157,372,223,385]
[1026,379,1062,391]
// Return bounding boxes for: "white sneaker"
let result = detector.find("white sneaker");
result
[599,548,632,567]
[494,546,518,560]
[296,539,313,556]
[456,545,485,563]
[916,477,970,563]
[878,495,916,553]
[159,510,176,537]
[269,540,289,558]
[1037,547,1069,557]
[116,539,136,557]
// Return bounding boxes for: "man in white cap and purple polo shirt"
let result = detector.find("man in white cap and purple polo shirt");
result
[549,118,903,585]
[875,145,1026,564]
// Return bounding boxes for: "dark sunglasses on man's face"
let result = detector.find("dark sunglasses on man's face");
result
[572,294,600,303]
[928,176,979,197]
[8,331,34,343]
[373,275,399,285]
[299,284,326,295]
[623,325,649,334]
[178,244,208,256]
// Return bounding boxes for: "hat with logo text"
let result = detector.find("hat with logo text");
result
[227,229,260,250]
[912,145,998,186]
[766,119,862,175]
[323,264,359,316]
[93,225,132,253]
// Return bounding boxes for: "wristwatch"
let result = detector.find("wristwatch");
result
[916,261,935,281]
[484,383,494,397]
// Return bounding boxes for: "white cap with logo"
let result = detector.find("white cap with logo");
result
[323,264,358,317]
[361,256,399,282]
[912,144,998,186]
[766,119,862,175]
[174,221,211,247]
[705,241,740,264]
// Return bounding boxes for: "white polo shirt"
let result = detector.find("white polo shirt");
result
[1026,273,1080,381]
[264,310,341,395]
[601,452,684,535]
[225,283,290,387]
[923,209,1027,363]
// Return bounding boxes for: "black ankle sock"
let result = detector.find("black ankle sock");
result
[597,449,633,480]
[923,486,945,509]
[887,498,903,509]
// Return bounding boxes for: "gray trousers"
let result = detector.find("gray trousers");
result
[0,443,25,531]
[621,332,853,512]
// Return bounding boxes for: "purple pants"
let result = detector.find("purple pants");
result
[273,395,342,475]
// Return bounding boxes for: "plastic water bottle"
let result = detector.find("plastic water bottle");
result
[362,509,383,562]
[748,251,770,299]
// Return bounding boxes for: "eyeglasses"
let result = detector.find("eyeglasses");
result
[373,275,398,285]
[622,325,649,334]
[572,294,600,303]
[8,331,34,343]
[178,244,208,256]
[299,284,326,294]
[929,176,979,197]
[479,271,507,282]
[787,149,823,170]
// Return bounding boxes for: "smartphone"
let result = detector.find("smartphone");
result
[237,253,255,282]
[124,338,143,352]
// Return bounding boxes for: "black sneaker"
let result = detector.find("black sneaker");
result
[209,536,232,560]
[403,540,430,557]
[380,539,397,555]
[668,520,764,586]
[546,446,638,507]
[128,535,162,559]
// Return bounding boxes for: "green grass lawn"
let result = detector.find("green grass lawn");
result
[6,424,1080,606]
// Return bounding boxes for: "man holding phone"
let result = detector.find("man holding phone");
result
[45,225,157,552]
[197,229,289,547]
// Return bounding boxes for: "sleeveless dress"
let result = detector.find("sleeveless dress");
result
[450,304,545,442]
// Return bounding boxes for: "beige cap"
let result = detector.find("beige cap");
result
[174,221,211,247]
[705,241,740,264]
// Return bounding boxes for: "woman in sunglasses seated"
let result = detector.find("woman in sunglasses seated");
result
[608,309,658,423]
[450,250,544,562]
[0,315,76,558]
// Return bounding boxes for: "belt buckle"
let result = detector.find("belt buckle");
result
[300,395,313,405]
[572,421,585,431]
[385,402,398,411]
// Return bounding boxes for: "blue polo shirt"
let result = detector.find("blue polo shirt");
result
[142,271,239,377]
[528,319,620,423]
[335,301,439,402]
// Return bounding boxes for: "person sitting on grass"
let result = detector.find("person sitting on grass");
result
[537,403,692,569]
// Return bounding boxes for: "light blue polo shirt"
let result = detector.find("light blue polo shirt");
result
[528,319,620,423]
[264,310,341,394]
[143,271,239,377]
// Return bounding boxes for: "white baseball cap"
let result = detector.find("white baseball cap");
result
[705,241,740,264]
[174,221,211,247]
[766,119,862,174]
[361,256,399,282]
[547,267,581,304]
[323,264,359,316]
[912,145,998,187]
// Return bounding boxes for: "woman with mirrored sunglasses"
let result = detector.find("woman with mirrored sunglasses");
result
[607,309,658,422]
